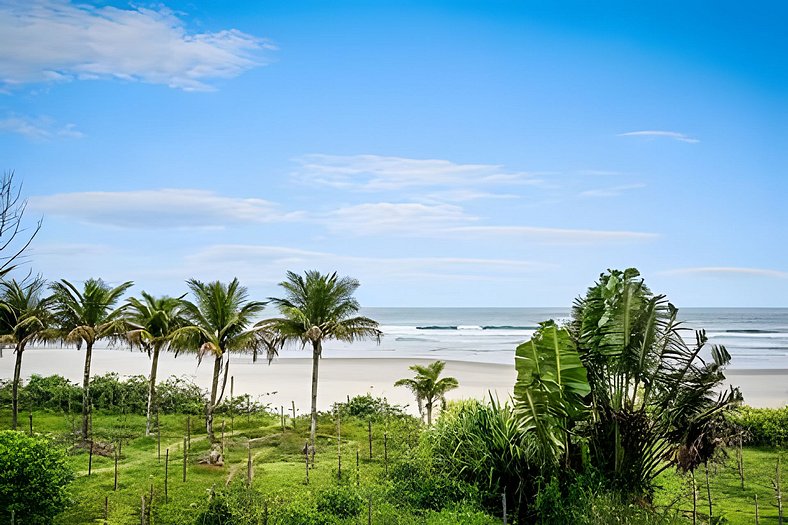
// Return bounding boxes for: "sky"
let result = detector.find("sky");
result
[0,0,786,307]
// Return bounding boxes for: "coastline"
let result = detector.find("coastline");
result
[0,347,785,414]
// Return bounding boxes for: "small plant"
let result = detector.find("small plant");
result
[0,430,74,524]
[316,485,364,518]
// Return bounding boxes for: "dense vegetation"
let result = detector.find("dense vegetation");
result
[0,267,786,524]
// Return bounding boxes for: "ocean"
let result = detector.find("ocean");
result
[311,307,788,370]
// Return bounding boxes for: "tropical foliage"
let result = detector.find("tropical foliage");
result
[0,277,50,429]
[514,268,740,498]
[0,430,73,525]
[48,277,133,440]
[172,278,266,450]
[259,270,381,446]
[395,359,459,426]
[126,291,186,435]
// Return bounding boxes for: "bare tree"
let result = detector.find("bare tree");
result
[0,171,42,277]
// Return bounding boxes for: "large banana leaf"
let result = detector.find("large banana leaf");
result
[514,320,590,462]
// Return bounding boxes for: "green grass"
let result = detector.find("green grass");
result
[2,408,472,524]
[655,447,786,524]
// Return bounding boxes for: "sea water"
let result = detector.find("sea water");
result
[312,307,788,370]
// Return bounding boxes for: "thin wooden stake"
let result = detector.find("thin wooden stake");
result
[691,470,697,525]
[356,446,360,486]
[304,441,310,485]
[291,400,296,429]
[221,420,226,455]
[776,457,784,525]
[186,416,191,451]
[157,410,161,463]
[502,491,508,525]
[281,405,285,431]
[738,435,744,489]
[104,495,108,524]
[368,420,372,459]
[88,441,93,475]
[247,442,253,486]
[28,409,32,435]
[164,449,169,503]
[384,431,388,477]
[182,436,187,482]
[755,493,759,524]
[337,409,341,481]
[114,446,119,491]
[705,462,713,522]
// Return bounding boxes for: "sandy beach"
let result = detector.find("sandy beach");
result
[0,346,785,414]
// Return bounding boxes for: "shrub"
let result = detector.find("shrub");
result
[0,431,73,524]
[23,374,82,412]
[727,405,788,446]
[388,459,479,512]
[90,373,149,413]
[333,393,405,419]
[316,485,364,518]
[156,376,206,414]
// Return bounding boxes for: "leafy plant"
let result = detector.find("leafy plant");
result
[316,485,364,518]
[395,360,459,426]
[0,430,73,524]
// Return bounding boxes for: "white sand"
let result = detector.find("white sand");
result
[1,346,785,414]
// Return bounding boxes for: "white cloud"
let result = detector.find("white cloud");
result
[180,244,544,285]
[449,225,658,243]
[659,267,788,279]
[29,188,302,229]
[0,1,272,91]
[618,130,699,144]
[0,115,83,140]
[293,154,540,191]
[325,202,475,235]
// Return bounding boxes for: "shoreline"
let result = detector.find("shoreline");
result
[0,347,785,413]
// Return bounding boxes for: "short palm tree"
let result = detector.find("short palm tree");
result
[395,360,459,426]
[0,277,50,429]
[126,291,186,436]
[259,270,381,447]
[171,278,266,450]
[49,278,133,440]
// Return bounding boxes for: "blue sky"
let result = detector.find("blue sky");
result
[0,0,786,307]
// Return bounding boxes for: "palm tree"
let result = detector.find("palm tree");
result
[259,270,381,447]
[0,277,50,429]
[126,291,186,436]
[395,360,458,426]
[49,278,133,440]
[171,278,266,450]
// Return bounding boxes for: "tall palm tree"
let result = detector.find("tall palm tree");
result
[0,277,50,429]
[395,360,459,426]
[259,270,381,447]
[171,278,266,449]
[49,278,133,440]
[126,291,186,436]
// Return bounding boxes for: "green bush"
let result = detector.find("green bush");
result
[332,393,406,419]
[423,503,501,524]
[0,430,74,524]
[156,376,206,414]
[316,485,364,518]
[90,373,149,412]
[727,405,788,446]
[22,374,82,412]
[388,459,479,512]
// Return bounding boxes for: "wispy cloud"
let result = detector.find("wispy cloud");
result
[326,202,475,235]
[0,115,83,140]
[580,183,645,198]
[659,267,788,279]
[29,189,302,229]
[0,1,273,91]
[178,244,545,285]
[293,154,540,191]
[618,130,699,144]
[449,225,658,243]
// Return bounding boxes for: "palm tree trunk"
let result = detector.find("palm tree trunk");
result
[426,401,433,427]
[11,342,25,430]
[310,339,321,447]
[145,345,161,436]
[207,353,222,443]
[81,341,93,441]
